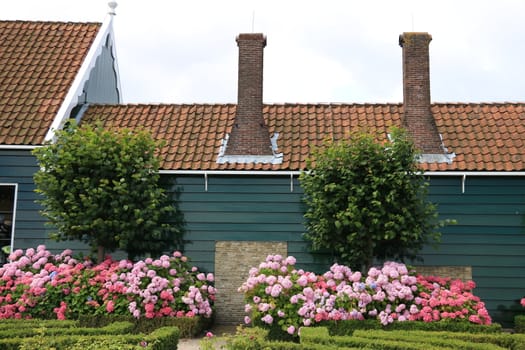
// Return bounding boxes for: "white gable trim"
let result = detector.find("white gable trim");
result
[44,14,122,143]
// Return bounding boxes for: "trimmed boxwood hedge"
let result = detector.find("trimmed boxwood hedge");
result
[322,319,503,336]
[0,320,180,350]
[0,321,133,339]
[227,324,525,350]
[77,314,210,337]
[516,315,525,334]
[301,327,525,350]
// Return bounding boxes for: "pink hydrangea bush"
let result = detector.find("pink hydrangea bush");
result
[414,275,490,324]
[0,246,215,320]
[521,298,525,308]
[239,255,491,336]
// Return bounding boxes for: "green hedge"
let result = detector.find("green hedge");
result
[226,327,348,350]
[353,330,512,350]
[0,321,133,339]
[0,320,180,350]
[301,327,449,350]
[300,327,525,350]
[3,326,179,350]
[0,319,79,329]
[322,319,502,336]
[77,314,209,337]
[226,325,525,350]
[516,315,525,334]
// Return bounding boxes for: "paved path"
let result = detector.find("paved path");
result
[178,337,226,350]
[178,325,236,350]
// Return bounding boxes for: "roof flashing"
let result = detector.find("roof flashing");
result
[217,132,283,164]
[418,153,456,164]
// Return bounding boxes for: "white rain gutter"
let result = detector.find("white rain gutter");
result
[159,170,302,192]
[424,171,525,193]
[44,10,121,142]
[423,171,525,176]
[159,170,525,194]
[0,145,40,150]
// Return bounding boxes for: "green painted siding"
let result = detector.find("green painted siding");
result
[173,175,331,274]
[425,176,525,326]
[172,174,525,326]
[0,150,89,254]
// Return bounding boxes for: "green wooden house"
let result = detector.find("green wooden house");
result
[0,8,523,325]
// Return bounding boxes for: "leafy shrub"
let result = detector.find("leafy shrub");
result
[33,122,184,261]
[300,128,445,271]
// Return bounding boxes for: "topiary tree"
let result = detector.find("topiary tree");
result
[33,122,184,261]
[300,127,444,271]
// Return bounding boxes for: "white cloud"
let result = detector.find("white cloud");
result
[3,0,525,103]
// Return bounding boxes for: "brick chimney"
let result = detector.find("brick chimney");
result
[399,32,443,154]
[224,33,273,156]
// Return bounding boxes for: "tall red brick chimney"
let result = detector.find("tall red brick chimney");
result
[225,33,273,156]
[399,32,443,154]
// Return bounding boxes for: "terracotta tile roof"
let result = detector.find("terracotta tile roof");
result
[0,20,101,145]
[427,103,525,171]
[82,102,525,172]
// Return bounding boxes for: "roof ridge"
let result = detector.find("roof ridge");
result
[85,102,525,108]
[0,19,101,25]
[432,102,525,106]
[88,103,239,107]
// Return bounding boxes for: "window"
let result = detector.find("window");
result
[0,184,16,265]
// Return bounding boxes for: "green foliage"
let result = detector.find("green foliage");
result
[33,122,184,260]
[300,327,517,350]
[353,329,519,350]
[77,314,210,338]
[300,128,444,270]
[0,319,180,350]
[323,319,502,336]
[224,326,325,350]
[0,321,133,339]
[516,315,525,333]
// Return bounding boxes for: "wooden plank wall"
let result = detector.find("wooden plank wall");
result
[425,176,525,326]
[173,175,329,273]
[0,150,89,254]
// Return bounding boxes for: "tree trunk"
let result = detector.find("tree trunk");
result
[97,245,105,263]
[364,235,374,272]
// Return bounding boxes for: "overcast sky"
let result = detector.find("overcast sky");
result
[3,0,525,104]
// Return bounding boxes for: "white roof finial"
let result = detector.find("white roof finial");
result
[108,1,118,15]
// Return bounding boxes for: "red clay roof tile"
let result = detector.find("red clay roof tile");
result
[0,20,101,145]
[81,102,525,172]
